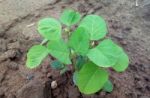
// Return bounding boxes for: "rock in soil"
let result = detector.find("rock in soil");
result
[51,80,57,89]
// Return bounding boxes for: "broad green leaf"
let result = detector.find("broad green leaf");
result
[87,39,121,67]
[79,15,108,40]
[112,47,129,72]
[69,27,89,55]
[50,60,64,70]
[38,18,61,40]
[26,45,48,69]
[47,39,71,64]
[60,9,81,26]
[77,62,108,94]
[103,80,113,93]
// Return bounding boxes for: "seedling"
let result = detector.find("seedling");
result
[26,9,129,94]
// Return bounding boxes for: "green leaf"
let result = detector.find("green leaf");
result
[38,18,61,40]
[47,39,71,64]
[112,47,129,72]
[50,60,64,70]
[26,45,48,69]
[87,39,121,67]
[79,15,108,40]
[60,9,81,26]
[77,62,108,94]
[103,80,113,93]
[69,27,89,55]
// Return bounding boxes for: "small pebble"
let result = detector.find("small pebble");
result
[51,80,57,89]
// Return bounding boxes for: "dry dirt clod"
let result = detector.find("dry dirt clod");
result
[7,41,20,49]
[0,73,5,83]
[7,94,16,98]
[0,39,7,52]
[68,86,80,98]
[47,72,52,78]
[7,61,19,70]
[17,79,45,98]
[141,4,150,21]
[140,96,149,98]
[51,80,57,89]
[0,26,5,37]
[41,67,48,74]
[0,88,5,97]
[0,50,17,62]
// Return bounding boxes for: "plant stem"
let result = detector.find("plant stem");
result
[70,50,78,71]
[72,57,77,71]
[64,27,71,41]
[40,39,48,45]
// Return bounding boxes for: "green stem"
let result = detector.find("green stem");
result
[40,39,48,45]
[64,27,71,41]
[70,50,77,71]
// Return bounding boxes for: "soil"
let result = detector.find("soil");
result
[0,0,150,98]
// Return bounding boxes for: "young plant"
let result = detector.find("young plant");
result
[26,9,129,94]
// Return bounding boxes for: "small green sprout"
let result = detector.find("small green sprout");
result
[26,9,129,94]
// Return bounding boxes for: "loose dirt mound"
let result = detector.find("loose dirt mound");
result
[0,0,150,98]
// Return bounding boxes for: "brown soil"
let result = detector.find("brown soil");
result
[0,0,150,98]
